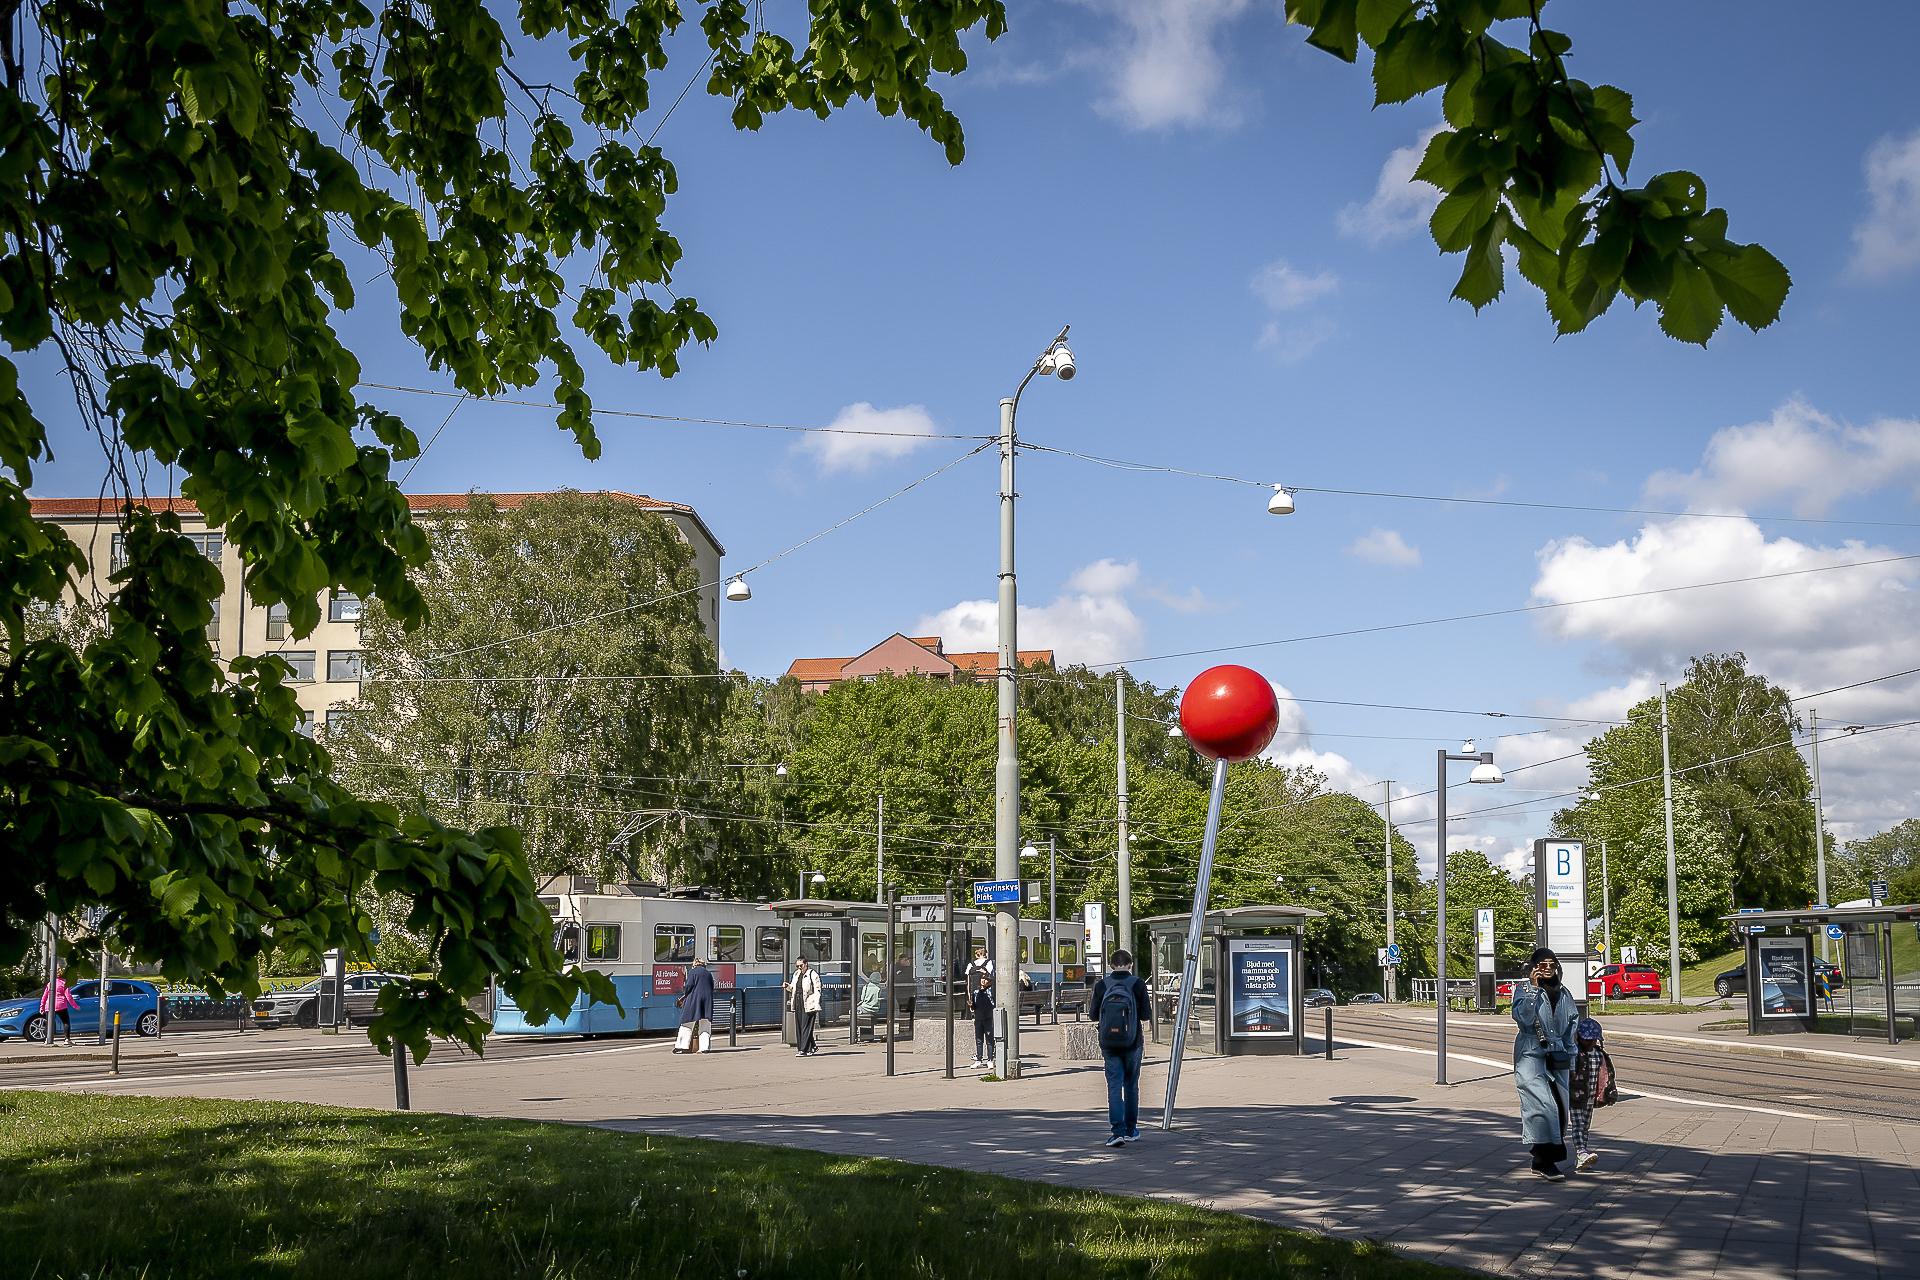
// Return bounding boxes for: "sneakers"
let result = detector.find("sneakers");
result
[1575,1150,1597,1172]
[1104,1135,1126,1148]
[1125,1130,1142,1143]
[1531,1160,1566,1182]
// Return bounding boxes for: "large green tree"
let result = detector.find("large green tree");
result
[0,0,1004,1058]
[1836,820,1920,906]
[328,492,722,887]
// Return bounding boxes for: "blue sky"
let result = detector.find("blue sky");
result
[29,2,1920,874]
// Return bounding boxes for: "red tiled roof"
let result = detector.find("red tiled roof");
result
[785,657,849,681]
[950,649,1055,674]
[32,489,722,554]
[909,636,944,652]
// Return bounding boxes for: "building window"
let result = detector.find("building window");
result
[266,602,290,642]
[109,533,128,575]
[330,591,363,624]
[282,651,315,682]
[206,597,221,655]
[799,927,833,964]
[708,925,745,963]
[323,708,355,735]
[653,924,695,963]
[756,927,786,963]
[585,924,622,962]
[185,532,224,562]
[326,650,362,683]
[294,711,314,738]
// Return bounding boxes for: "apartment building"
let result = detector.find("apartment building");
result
[784,633,1055,693]
[33,490,725,731]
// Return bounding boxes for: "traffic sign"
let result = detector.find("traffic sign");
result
[1826,924,1845,940]
[1385,943,1402,964]
[1870,878,1890,902]
[972,878,1022,906]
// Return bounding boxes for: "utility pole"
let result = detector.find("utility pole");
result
[876,791,886,905]
[1383,781,1397,1003]
[1660,683,1682,1004]
[1600,840,1612,1011]
[1116,673,1131,961]
[1810,709,1831,964]
[993,391,1023,1080]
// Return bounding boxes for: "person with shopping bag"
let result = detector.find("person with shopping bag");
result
[673,958,716,1054]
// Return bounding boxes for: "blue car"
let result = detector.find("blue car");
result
[0,979,167,1042]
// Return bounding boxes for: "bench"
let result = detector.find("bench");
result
[1019,986,1089,1024]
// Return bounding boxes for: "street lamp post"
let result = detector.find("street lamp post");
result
[993,326,1074,1080]
[1382,780,1396,1003]
[799,870,825,900]
[1116,674,1130,962]
[1435,741,1503,1085]
[1022,838,1059,1023]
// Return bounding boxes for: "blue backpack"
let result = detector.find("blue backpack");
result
[1098,976,1140,1051]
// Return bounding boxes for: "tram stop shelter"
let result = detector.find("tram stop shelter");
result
[1717,903,1920,1043]
[1143,905,1323,1057]
[762,898,991,1048]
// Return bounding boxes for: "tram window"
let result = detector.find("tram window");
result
[1032,936,1051,963]
[554,924,582,963]
[585,924,622,962]
[756,927,786,963]
[709,924,745,963]
[653,924,695,963]
[799,927,833,964]
[1019,938,1029,964]
[1058,940,1079,965]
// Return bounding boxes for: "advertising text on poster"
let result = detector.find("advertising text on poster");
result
[1226,937,1294,1038]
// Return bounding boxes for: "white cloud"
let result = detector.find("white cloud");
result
[797,402,940,475]
[1337,124,1446,245]
[1849,127,1920,279]
[1346,527,1422,568]
[1250,259,1339,311]
[915,558,1146,665]
[1256,318,1336,365]
[1079,0,1255,130]
[1645,399,1920,518]
[1260,681,1377,802]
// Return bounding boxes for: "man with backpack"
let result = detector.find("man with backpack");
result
[1090,950,1153,1148]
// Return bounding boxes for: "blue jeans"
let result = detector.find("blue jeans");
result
[1103,1043,1144,1137]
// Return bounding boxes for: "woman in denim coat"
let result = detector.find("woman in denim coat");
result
[1511,946,1580,1180]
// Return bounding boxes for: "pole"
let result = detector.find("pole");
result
[1435,749,1450,1085]
[876,791,886,905]
[1660,683,1682,1005]
[1600,840,1612,1011]
[41,916,58,1048]
[98,940,109,1045]
[1117,674,1132,960]
[944,879,956,1080]
[110,1013,122,1073]
[798,872,806,901]
[393,1043,411,1110]
[1049,837,1059,1023]
[993,393,1022,1080]
[884,885,898,1077]
[1161,757,1229,1129]
[1383,781,1396,1003]
[1884,923,1898,1046]
[1811,709,1831,964]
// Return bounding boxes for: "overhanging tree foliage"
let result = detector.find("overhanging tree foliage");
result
[0,0,1005,1058]
[1286,0,1789,342]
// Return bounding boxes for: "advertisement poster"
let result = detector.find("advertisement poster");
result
[913,929,942,979]
[1756,936,1811,1019]
[1226,937,1294,1038]
[1533,839,1590,997]
[651,963,736,995]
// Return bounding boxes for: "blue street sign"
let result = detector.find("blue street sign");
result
[972,878,1022,906]
[1385,943,1403,964]
[1746,924,1767,934]
[1826,924,1845,940]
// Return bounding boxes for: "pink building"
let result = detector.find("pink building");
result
[784,634,1056,693]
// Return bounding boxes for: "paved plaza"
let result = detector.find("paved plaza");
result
[26,1021,1920,1279]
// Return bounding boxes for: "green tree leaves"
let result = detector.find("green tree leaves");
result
[1288,0,1789,342]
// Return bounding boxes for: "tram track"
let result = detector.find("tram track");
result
[1335,1008,1920,1124]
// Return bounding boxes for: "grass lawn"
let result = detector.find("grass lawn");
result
[0,1091,1458,1280]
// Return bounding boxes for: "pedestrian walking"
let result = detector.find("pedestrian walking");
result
[785,956,821,1057]
[38,970,76,1045]
[1091,949,1153,1148]
[673,958,716,1054]
[1511,946,1579,1180]
[1568,1016,1608,1171]
[969,970,996,1068]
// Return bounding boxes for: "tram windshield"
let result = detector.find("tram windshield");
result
[553,920,582,963]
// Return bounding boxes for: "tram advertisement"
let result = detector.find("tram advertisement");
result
[1227,937,1294,1038]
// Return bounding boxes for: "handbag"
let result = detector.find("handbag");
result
[1532,985,1574,1070]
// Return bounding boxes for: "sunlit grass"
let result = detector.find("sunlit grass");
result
[0,1091,1457,1279]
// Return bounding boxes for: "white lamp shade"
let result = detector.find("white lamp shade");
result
[810,872,826,885]
[1267,485,1295,516]
[725,576,752,601]
[1469,761,1505,785]
[1167,724,1183,738]
[774,764,788,778]
[1020,844,1039,859]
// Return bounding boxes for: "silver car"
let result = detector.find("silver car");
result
[252,972,405,1029]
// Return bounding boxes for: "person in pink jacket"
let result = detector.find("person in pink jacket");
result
[39,973,76,1044]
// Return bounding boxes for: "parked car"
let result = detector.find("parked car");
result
[1495,976,1525,1000]
[1303,989,1338,1009]
[1349,993,1386,1005]
[251,971,406,1029]
[0,979,167,1042]
[1588,964,1664,1000]
[1714,959,1842,999]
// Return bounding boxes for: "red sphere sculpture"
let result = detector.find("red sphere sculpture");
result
[1179,664,1281,762]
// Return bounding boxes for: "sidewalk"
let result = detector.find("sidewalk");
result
[0,1039,177,1066]
[1398,1007,1920,1069]
[42,1029,1920,1278]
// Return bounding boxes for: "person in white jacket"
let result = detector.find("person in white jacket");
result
[785,956,822,1056]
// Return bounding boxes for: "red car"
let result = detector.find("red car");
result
[1588,963,1663,999]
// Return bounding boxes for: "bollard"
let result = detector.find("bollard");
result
[1324,1005,1334,1061]
[111,1012,122,1075]
[729,993,738,1048]
[393,1044,411,1111]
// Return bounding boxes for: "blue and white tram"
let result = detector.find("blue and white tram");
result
[492,883,797,1037]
